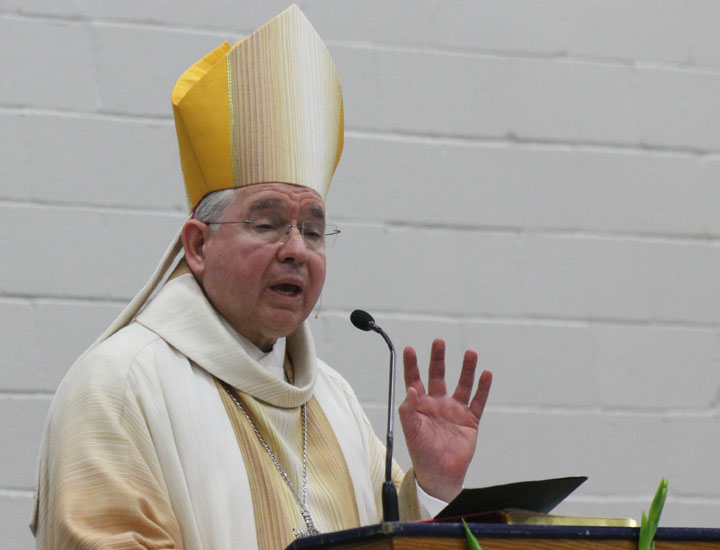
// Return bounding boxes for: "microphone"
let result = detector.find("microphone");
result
[350,309,399,522]
[350,309,376,332]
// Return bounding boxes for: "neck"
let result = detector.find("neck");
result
[254,336,277,353]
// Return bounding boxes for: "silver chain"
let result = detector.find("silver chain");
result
[220,382,319,538]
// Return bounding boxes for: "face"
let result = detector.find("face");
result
[185,183,327,351]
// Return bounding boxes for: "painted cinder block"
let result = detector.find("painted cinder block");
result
[333,45,515,138]
[689,0,720,69]
[473,411,720,497]
[462,322,719,410]
[509,58,637,144]
[518,234,720,324]
[564,0,692,64]
[0,204,184,299]
[0,17,98,110]
[335,48,641,144]
[308,0,567,55]
[313,312,718,411]
[92,23,231,117]
[2,0,292,33]
[0,398,51,489]
[0,112,185,210]
[638,66,720,151]
[321,224,720,324]
[0,299,122,392]
[0,495,34,550]
[339,49,720,149]
[6,1,718,73]
[332,136,720,237]
[0,1,83,18]
[321,223,526,316]
[3,1,567,57]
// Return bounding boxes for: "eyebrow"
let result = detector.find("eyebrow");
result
[246,199,326,219]
[247,199,283,215]
[305,205,326,219]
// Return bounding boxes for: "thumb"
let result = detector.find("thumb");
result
[399,386,421,439]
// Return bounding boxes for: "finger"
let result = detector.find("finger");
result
[469,370,493,420]
[427,338,447,397]
[452,349,478,404]
[403,346,425,396]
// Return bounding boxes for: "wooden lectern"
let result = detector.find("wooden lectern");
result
[286,523,720,550]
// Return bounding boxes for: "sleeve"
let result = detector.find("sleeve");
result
[32,362,183,549]
[414,476,449,518]
[398,467,421,520]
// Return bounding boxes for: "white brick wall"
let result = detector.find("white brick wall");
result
[2,1,719,547]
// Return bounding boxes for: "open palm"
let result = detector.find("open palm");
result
[398,339,492,503]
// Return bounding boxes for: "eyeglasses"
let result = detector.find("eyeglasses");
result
[205,218,340,250]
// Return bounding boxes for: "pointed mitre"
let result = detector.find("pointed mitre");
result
[172,4,344,210]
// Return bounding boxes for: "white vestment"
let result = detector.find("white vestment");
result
[32,274,433,549]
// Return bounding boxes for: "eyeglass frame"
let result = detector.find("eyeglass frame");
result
[202,218,340,249]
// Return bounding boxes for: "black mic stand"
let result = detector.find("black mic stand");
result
[350,310,399,522]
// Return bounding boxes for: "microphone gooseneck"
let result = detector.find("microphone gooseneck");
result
[349,309,399,522]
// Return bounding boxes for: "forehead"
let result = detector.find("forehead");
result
[231,183,325,215]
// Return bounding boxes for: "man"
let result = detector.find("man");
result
[32,6,492,549]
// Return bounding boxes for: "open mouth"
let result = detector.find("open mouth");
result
[271,283,302,296]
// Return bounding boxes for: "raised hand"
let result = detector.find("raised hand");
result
[398,338,492,502]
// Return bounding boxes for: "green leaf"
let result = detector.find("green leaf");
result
[462,519,482,550]
[638,479,668,550]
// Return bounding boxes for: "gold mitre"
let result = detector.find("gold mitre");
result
[172,4,344,210]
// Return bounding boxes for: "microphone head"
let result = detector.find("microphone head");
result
[350,309,376,331]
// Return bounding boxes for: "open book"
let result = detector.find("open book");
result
[431,476,637,527]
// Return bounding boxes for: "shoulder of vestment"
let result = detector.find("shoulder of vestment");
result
[54,322,184,404]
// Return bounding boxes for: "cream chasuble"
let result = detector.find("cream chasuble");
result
[32,274,420,549]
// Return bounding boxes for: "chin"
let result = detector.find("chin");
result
[265,313,307,338]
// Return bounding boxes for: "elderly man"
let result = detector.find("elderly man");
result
[32,6,491,549]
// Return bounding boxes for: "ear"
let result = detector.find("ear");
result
[182,219,211,278]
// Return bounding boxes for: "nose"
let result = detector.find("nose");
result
[277,226,309,263]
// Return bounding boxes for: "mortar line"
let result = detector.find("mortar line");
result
[0,199,186,216]
[359,402,718,418]
[2,296,714,331]
[369,219,720,245]
[345,129,718,157]
[0,105,172,124]
[0,489,34,498]
[1,105,718,157]
[3,11,720,75]
[0,391,54,399]
[313,310,719,331]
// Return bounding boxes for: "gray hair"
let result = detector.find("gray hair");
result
[193,189,238,224]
